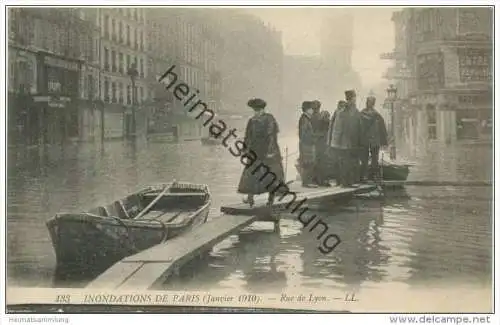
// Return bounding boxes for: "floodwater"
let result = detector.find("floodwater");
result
[6,135,493,297]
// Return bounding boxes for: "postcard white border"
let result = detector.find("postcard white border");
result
[1,0,498,323]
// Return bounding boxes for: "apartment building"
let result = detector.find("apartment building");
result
[8,8,97,146]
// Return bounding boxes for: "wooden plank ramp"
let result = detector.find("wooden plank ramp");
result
[86,214,257,290]
[220,183,376,216]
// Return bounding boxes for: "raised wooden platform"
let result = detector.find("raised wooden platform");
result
[220,183,376,216]
[87,182,376,290]
[86,214,257,290]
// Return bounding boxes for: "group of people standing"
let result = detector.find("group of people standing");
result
[234,90,390,208]
[298,89,389,188]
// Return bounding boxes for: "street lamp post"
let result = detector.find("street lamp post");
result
[386,84,398,160]
[127,63,139,139]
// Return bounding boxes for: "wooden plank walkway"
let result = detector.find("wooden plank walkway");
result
[86,214,256,290]
[220,183,376,216]
[87,182,376,291]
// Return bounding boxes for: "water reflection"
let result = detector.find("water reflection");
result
[6,137,492,293]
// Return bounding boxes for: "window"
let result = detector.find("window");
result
[140,31,143,50]
[126,54,131,71]
[127,85,131,105]
[104,47,109,71]
[427,105,437,140]
[126,25,130,46]
[112,82,117,103]
[118,52,124,74]
[104,15,110,38]
[139,58,143,77]
[134,8,138,21]
[118,82,124,103]
[134,28,138,49]
[458,8,491,35]
[119,21,123,43]
[417,52,444,90]
[139,87,144,103]
[87,74,94,99]
[111,50,116,72]
[111,18,116,40]
[104,78,110,102]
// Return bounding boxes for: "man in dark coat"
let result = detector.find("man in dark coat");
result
[360,96,388,182]
[310,100,330,186]
[328,90,362,187]
[298,101,317,188]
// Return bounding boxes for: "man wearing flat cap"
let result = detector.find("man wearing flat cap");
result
[327,90,362,188]
[298,101,317,187]
[360,95,388,182]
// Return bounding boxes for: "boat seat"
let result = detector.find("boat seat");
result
[142,192,206,197]
[122,194,143,218]
[105,202,123,219]
[87,206,108,217]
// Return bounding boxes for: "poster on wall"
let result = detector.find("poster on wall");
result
[417,52,444,90]
[458,48,492,82]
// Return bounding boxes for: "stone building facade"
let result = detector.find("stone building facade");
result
[384,7,493,145]
[145,8,222,140]
[8,8,97,146]
[80,8,150,139]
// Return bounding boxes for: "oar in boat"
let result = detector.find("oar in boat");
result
[134,183,173,219]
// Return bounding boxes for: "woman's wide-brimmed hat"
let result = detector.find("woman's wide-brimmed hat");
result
[247,98,267,110]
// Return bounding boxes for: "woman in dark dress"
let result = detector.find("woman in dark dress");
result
[237,98,285,207]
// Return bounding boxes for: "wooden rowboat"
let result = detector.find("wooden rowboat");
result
[46,181,211,276]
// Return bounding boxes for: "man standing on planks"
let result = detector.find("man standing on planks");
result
[359,95,388,182]
[298,101,318,188]
[328,90,362,188]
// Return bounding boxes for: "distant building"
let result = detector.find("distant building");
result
[320,11,362,100]
[79,8,150,139]
[8,8,97,146]
[282,55,326,127]
[145,8,223,141]
[208,9,284,120]
[383,7,493,145]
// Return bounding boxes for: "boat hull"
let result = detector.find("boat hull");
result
[46,182,211,278]
[295,161,410,182]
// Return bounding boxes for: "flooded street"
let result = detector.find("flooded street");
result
[7,135,492,293]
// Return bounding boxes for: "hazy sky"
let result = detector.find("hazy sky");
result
[245,8,397,88]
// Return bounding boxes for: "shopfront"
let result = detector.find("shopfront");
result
[35,52,81,144]
[456,93,492,140]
